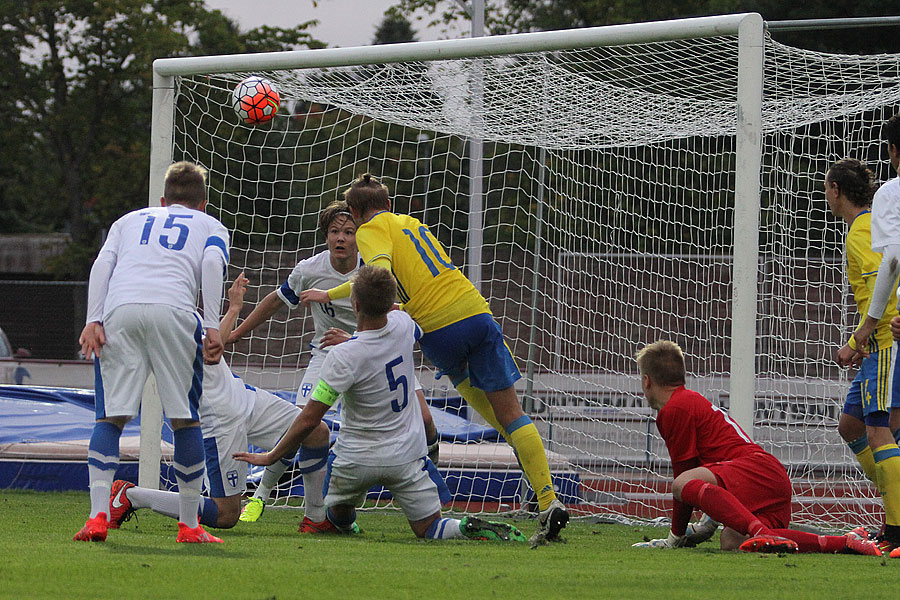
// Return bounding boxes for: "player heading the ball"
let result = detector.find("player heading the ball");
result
[301,173,569,545]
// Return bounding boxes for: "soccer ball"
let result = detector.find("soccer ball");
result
[232,76,280,125]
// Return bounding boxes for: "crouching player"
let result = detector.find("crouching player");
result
[107,274,340,540]
[236,266,525,542]
[632,340,881,555]
[227,200,440,523]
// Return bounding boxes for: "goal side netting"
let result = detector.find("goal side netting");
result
[156,17,900,529]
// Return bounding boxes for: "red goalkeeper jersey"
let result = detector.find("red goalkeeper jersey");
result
[655,386,765,475]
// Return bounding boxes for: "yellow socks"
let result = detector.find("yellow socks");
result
[507,418,556,511]
[874,444,900,527]
[455,379,557,511]
[455,379,507,440]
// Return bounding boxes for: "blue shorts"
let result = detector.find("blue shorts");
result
[843,345,900,419]
[418,313,521,393]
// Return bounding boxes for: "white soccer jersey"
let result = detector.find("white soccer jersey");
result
[314,310,425,466]
[276,251,360,352]
[89,204,229,328]
[198,359,256,437]
[870,177,900,252]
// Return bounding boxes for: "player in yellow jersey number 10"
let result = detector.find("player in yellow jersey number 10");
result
[300,174,569,545]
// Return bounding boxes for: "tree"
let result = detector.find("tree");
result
[390,0,900,53]
[373,13,418,45]
[0,0,322,278]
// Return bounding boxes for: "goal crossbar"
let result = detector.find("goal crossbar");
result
[142,13,766,496]
[153,13,757,76]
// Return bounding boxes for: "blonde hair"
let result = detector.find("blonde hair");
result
[635,340,686,386]
[352,265,396,318]
[164,161,207,208]
[343,173,389,216]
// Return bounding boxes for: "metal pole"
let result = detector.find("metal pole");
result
[154,14,755,76]
[524,146,547,414]
[138,71,175,489]
[767,16,900,31]
[730,13,764,435]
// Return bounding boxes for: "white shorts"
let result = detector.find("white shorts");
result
[204,388,300,498]
[324,456,441,522]
[96,304,203,420]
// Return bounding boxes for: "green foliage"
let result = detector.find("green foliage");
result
[2,489,897,600]
[373,12,419,45]
[0,1,322,279]
[391,0,900,53]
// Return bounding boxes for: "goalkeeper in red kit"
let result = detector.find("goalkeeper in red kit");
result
[632,340,881,555]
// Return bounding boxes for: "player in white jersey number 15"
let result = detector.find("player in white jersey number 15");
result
[74,161,229,544]
[103,273,346,538]
[235,266,526,542]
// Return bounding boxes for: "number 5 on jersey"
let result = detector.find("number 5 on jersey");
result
[385,356,408,412]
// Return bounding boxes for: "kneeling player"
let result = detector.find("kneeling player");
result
[632,340,881,555]
[108,275,339,540]
[236,266,525,542]
[227,200,440,523]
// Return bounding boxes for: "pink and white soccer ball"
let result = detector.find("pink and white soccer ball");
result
[232,76,280,125]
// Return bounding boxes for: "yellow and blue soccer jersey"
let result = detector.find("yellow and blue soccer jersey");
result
[846,210,898,352]
[356,211,490,333]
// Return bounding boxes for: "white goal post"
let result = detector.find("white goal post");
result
[143,12,900,528]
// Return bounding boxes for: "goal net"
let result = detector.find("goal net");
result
[156,15,900,529]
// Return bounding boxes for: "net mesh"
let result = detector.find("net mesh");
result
[166,32,900,528]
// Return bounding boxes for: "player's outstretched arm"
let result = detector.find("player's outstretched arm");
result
[234,400,329,465]
[80,244,117,359]
[299,287,334,307]
[227,289,283,345]
[219,272,248,344]
[319,327,352,348]
[232,449,277,467]
[855,243,900,354]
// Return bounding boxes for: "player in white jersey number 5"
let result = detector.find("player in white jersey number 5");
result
[227,201,438,523]
[74,162,229,544]
[235,266,525,542]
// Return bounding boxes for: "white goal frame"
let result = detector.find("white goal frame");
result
[140,13,765,488]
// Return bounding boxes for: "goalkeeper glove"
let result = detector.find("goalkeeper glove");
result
[632,531,686,548]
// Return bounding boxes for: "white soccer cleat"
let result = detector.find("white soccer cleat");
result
[683,514,719,546]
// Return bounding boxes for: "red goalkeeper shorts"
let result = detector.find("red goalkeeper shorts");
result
[707,451,792,529]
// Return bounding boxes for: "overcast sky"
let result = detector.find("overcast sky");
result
[204,0,461,48]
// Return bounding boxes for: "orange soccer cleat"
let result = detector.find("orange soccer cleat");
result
[738,534,799,554]
[108,480,136,529]
[73,513,109,542]
[176,523,223,544]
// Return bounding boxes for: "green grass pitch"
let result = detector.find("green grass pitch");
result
[1,489,895,600]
